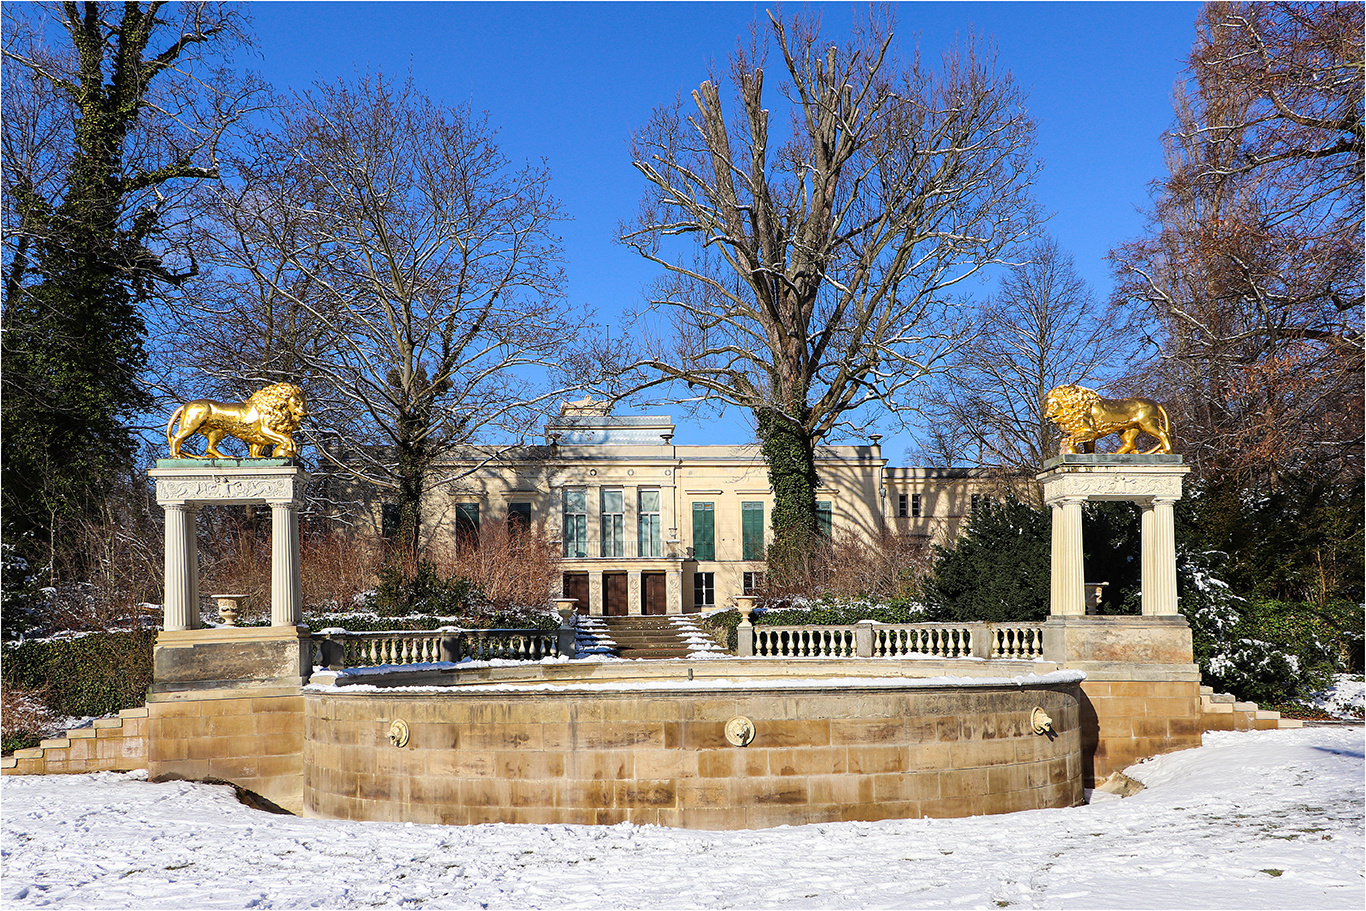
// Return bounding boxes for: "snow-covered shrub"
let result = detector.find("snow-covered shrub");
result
[1178,551,1355,706]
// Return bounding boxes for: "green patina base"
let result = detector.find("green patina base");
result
[1041,453,1184,469]
[154,458,298,469]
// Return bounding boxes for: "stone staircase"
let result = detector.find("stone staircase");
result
[600,616,692,659]
[2,706,150,776]
[1200,685,1302,731]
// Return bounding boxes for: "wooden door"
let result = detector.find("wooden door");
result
[562,573,589,616]
[604,573,629,616]
[642,573,666,615]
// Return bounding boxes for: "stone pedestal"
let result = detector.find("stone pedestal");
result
[1037,455,1189,618]
[150,460,309,630]
[1043,615,1197,671]
[150,625,313,692]
[1036,456,1199,785]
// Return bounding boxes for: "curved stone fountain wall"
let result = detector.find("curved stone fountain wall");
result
[303,664,1084,829]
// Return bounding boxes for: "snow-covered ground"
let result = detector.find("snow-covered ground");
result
[2,726,1361,910]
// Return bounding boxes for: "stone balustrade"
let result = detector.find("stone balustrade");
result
[314,627,568,670]
[750,622,1044,660]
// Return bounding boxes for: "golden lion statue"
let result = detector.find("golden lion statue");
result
[166,382,307,459]
[1044,384,1172,455]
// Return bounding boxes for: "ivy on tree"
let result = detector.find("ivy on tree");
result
[1,2,248,573]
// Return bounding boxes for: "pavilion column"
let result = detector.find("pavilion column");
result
[1140,499,1156,615]
[270,501,302,626]
[1142,497,1179,616]
[162,504,201,631]
[1050,497,1086,616]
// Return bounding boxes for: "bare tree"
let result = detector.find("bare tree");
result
[196,74,582,557]
[616,10,1039,574]
[921,237,1127,479]
[1111,1,1363,482]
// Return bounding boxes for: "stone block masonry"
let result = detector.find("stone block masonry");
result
[1,707,148,776]
[146,690,304,814]
[303,678,1084,829]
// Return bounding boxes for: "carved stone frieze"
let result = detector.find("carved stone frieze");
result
[1038,465,1188,505]
[150,467,308,506]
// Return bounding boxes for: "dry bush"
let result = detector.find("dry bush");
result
[197,511,271,623]
[17,474,163,636]
[759,531,933,605]
[197,513,385,620]
[1,685,62,752]
[434,520,559,610]
[301,530,383,612]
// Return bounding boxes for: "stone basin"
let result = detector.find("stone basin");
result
[302,658,1085,829]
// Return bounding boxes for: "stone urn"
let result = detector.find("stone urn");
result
[735,596,756,625]
[213,594,245,626]
[553,598,579,627]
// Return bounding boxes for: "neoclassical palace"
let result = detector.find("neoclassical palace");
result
[365,400,998,616]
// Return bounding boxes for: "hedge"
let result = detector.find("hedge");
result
[2,628,157,723]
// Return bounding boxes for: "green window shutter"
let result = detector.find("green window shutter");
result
[638,489,661,557]
[601,489,624,557]
[817,500,832,538]
[455,503,480,544]
[742,501,764,560]
[563,489,587,557]
[692,502,714,561]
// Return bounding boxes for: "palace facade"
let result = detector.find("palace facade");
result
[369,400,999,616]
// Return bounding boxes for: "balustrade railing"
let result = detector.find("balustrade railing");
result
[749,622,1044,660]
[313,619,1043,670]
[755,626,857,658]
[314,627,568,671]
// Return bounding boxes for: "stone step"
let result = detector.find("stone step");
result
[599,617,692,659]
[4,704,152,777]
[1201,701,1233,714]
[1277,718,1304,729]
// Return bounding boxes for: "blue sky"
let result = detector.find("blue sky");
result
[241,1,1202,460]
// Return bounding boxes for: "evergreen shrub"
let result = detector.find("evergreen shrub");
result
[1,629,155,722]
[919,497,1051,622]
[365,560,480,617]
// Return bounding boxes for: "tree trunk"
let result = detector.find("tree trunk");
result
[392,396,431,563]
